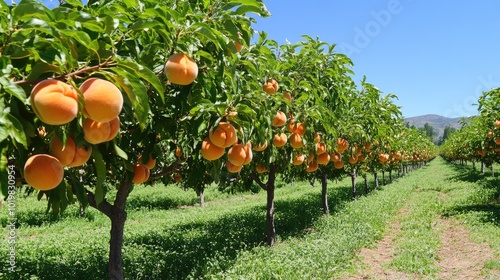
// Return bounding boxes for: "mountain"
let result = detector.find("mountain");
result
[403,114,465,141]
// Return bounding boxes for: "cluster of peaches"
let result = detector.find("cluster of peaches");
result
[23,52,200,190]
[24,78,123,191]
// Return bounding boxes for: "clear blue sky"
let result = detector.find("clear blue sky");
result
[252,0,500,118]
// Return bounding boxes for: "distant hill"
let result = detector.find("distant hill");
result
[403,114,465,141]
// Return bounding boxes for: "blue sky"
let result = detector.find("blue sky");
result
[252,0,500,118]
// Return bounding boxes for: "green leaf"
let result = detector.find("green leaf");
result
[105,69,150,130]
[92,148,106,206]
[129,19,161,30]
[6,114,28,148]
[114,143,128,160]
[0,77,27,102]
[63,0,84,8]
[115,57,165,103]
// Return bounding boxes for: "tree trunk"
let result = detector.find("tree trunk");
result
[321,172,329,215]
[382,171,386,185]
[374,172,379,189]
[252,164,277,246]
[109,211,127,280]
[472,161,476,171]
[199,188,205,207]
[389,170,393,183]
[492,165,495,177]
[351,169,357,199]
[482,161,485,174]
[363,174,369,194]
[266,185,275,246]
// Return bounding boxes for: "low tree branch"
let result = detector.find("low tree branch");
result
[13,57,115,86]
[147,159,183,182]
[251,172,267,191]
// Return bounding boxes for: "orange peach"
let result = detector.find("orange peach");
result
[24,154,64,191]
[80,78,123,122]
[164,53,198,85]
[30,79,78,125]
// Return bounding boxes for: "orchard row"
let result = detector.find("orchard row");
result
[440,89,500,167]
[0,0,436,278]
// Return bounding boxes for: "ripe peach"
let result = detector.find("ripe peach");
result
[495,120,500,129]
[173,173,182,182]
[226,161,242,173]
[496,137,500,145]
[334,160,344,169]
[24,154,64,191]
[253,141,268,152]
[209,122,237,148]
[331,152,342,163]
[262,79,278,94]
[273,133,287,147]
[287,122,306,136]
[256,164,268,173]
[201,137,225,160]
[337,138,349,153]
[132,163,150,184]
[292,153,305,165]
[68,145,92,167]
[306,161,318,173]
[272,111,287,127]
[83,117,120,144]
[316,142,327,155]
[30,79,78,125]
[164,53,198,85]
[49,135,76,166]
[139,154,156,170]
[175,147,183,158]
[317,153,330,165]
[228,144,249,166]
[348,155,358,165]
[283,92,292,102]
[80,78,123,122]
[289,133,303,149]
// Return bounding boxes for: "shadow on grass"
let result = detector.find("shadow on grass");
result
[121,183,353,279]
[442,161,500,226]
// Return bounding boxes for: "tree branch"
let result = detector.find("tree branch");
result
[113,178,133,213]
[85,188,114,218]
[251,172,267,191]
[146,159,183,182]
[13,57,115,86]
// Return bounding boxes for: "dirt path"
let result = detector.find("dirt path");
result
[343,216,499,280]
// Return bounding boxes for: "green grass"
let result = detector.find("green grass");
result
[1,159,500,279]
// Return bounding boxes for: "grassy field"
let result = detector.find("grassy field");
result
[1,159,499,279]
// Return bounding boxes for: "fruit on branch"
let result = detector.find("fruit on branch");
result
[272,111,287,127]
[132,163,150,184]
[164,53,198,85]
[80,78,123,122]
[209,122,237,148]
[30,80,78,125]
[201,137,225,161]
[24,154,64,191]
[262,78,279,94]
[83,117,120,144]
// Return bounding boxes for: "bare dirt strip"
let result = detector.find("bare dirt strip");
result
[341,216,500,280]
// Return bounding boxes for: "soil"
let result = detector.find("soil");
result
[340,214,500,280]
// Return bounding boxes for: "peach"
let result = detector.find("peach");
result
[262,79,278,94]
[139,154,156,170]
[273,133,287,147]
[83,117,120,144]
[226,161,242,173]
[201,137,225,160]
[164,53,198,85]
[24,154,64,191]
[132,163,150,184]
[209,122,237,148]
[68,145,92,167]
[30,79,78,125]
[306,161,318,173]
[80,78,123,122]
[334,160,344,169]
[317,153,330,165]
[289,133,303,149]
[256,164,268,173]
[49,135,76,166]
[272,111,287,127]
[253,141,268,152]
[292,153,305,165]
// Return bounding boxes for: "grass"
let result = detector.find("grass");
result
[1,159,499,279]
